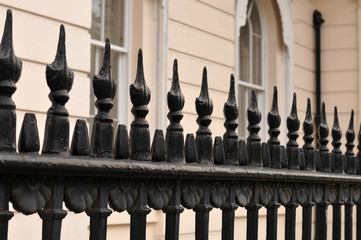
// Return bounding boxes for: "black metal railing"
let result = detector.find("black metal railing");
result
[0,9,361,240]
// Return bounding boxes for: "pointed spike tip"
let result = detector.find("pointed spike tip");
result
[305,98,311,118]
[271,87,278,113]
[321,102,327,125]
[348,109,354,131]
[228,74,235,98]
[58,24,65,52]
[1,9,13,49]
[202,67,207,83]
[288,93,297,117]
[251,90,257,108]
[172,59,178,83]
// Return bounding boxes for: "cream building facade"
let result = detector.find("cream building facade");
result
[1,0,360,239]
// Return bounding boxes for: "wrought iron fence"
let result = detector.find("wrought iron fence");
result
[0,9,360,240]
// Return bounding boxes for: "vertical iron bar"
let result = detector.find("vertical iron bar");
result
[357,204,361,240]
[246,205,260,240]
[345,202,353,240]
[315,203,328,240]
[194,183,212,240]
[39,177,67,240]
[302,202,313,240]
[87,179,112,240]
[128,182,151,240]
[285,204,297,240]
[221,183,237,240]
[0,178,13,240]
[266,205,278,240]
[164,181,184,240]
[332,202,341,240]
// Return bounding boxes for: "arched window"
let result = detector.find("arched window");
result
[238,0,265,139]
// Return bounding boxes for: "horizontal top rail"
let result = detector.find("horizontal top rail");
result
[0,152,360,183]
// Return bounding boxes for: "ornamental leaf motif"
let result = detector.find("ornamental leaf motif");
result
[109,179,139,212]
[11,177,52,215]
[327,184,337,204]
[296,184,308,205]
[279,184,292,205]
[235,182,252,207]
[312,184,323,203]
[259,183,273,206]
[64,178,97,213]
[352,185,361,203]
[181,181,203,209]
[147,180,173,210]
[210,182,229,208]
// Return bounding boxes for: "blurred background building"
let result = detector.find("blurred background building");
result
[1,0,359,239]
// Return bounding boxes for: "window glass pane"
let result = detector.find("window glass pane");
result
[250,3,261,35]
[90,0,102,40]
[239,22,250,83]
[104,0,124,46]
[252,35,262,86]
[90,0,124,47]
[238,86,248,139]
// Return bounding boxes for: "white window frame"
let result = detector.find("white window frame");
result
[236,0,267,140]
[90,0,132,127]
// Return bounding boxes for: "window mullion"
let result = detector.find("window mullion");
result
[100,0,105,42]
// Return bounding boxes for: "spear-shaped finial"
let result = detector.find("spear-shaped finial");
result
[224,74,238,121]
[287,93,300,169]
[89,38,116,158]
[0,9,22,152]
[129,49,151,161]
[166,59,185,162]
[346,110,356,174]
[42,25,74,154]
[46,25,73,94]
[331,107,342,153]
[318,102,331,172]
[195,67,213,164]
[247,90,262,167]
[331,106,343,172]
[196,67,213,117]
[223,74,238,165]
[130,49,151,107]
[303,98,315,171]
[168,59,185,112]
[268,87,281,168]
[318,102,329,152]
[0,9,22,84]
[303,98,314,149]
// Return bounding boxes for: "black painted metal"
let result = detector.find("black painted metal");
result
[2,8,361,240]
[163,180,183,240]
[130,49,151,161]
[223,74,238,165]
[194,182,212,240]
[303,98,314,171]
[42,25,73,154]
[287,93,300,170]
[90,38,115,158]
[195,67,213,164]
[268,87,281,169]
[0,9,21,153]
[265,185,279,240]
[167,59,185,163]
[313,10,324,147]
[247,90,262,167]
[221,182,237,240]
